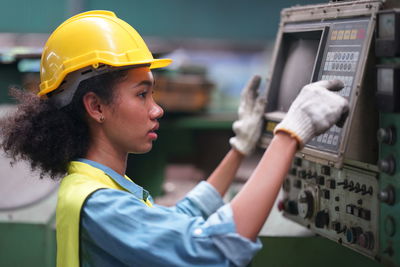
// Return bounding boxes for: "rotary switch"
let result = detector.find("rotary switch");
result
[298,190,315,219]
[377,126,396,145]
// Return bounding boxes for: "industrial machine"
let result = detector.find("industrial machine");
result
[260,0,400,266]
[0,105,57,266]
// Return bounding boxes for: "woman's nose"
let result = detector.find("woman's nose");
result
[150,102,164,120]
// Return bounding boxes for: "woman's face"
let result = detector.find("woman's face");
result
[101,66,163,154]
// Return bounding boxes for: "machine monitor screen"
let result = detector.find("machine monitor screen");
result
[273,31,322,113]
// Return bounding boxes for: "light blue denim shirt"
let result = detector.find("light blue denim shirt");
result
[79,159,262,267]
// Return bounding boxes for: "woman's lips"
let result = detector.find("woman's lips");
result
[147,131,158,140]
[148,124,159,140]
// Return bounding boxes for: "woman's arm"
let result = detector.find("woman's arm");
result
[231,132,297,240]
[231,79,349,241]
[206,148,244,196]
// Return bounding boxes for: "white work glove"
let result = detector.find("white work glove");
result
[274,79,349,149]
[230,75,266,156]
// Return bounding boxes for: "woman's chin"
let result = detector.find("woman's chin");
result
[129,144,153,154]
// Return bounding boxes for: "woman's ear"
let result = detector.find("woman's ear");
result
[82,92,104,123]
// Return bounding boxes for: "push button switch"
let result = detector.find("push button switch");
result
[346,204,355,215]
[359,209,371,221]
[322,189,330,199]
[327,179,336,189]
[316,176,325,185]
[321,165,331,176]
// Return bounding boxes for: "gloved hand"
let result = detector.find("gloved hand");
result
[274,79,349,149]
[230,75,266,156]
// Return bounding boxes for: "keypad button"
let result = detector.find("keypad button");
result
[322,134,328,143]
[354,52,359,61]
[327,135,334,145]
[333,135,339,146]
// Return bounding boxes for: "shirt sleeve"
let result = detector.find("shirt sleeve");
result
[80,188,262,267]
[156,181,225,219]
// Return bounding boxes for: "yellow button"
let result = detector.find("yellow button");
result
[337,30,345,40]
[344,30,351,40]
[331,30,338,40]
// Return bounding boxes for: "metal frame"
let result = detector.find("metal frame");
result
[262,0,383,168]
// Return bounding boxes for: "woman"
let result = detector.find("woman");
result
[0,10,348,267]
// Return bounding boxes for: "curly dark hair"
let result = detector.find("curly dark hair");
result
[0,68,129,179]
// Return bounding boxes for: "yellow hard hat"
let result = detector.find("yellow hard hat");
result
[38,10,172,97]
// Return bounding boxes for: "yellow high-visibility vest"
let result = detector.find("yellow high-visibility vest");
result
[56,161,152,267]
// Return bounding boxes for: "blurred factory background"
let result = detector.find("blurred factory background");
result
[0,0,385,266]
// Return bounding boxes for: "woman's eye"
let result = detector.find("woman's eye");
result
[138,91,148,98]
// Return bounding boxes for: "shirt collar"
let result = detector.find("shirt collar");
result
[77,158,149,201]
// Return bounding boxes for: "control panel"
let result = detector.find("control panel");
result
[280,159,379,256]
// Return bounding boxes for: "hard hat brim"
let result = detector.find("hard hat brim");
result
[149,58,173,69]
[38,58,172,96]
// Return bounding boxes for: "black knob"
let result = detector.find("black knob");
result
[335,206,340,211]
[279,199,299,215]
[315,210,330,228]
[377,155,396,175]
[377,126,396,145]
[379,185,396,205]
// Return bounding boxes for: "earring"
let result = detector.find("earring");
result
[99,115,105,123]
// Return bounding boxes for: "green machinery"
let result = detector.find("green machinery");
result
[260,0,400,266]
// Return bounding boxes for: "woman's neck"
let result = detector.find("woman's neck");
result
[85,138,128,176]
